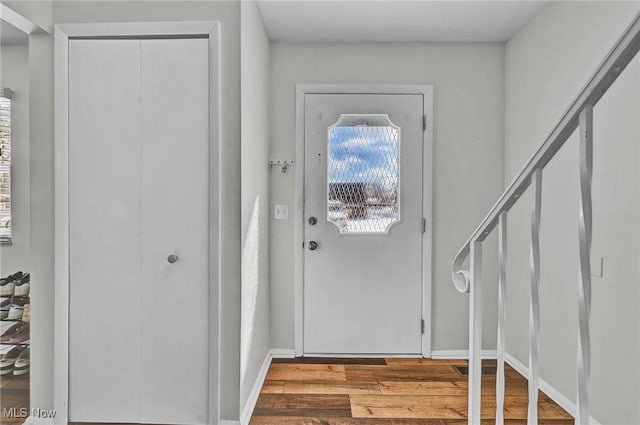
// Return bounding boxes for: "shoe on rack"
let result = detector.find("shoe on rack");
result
[13,273,30,296]
[13,348,29,376]
[0,297,10,319]
[6,296,29,321]
[21,303,30,323]
[0,272,22,297]
[0,345,26,376]
[0,322,26,342]
[8,322,29,344]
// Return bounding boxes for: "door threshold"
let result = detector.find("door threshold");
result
[301,353,424,358]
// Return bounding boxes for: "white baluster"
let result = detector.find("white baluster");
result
[528,169,542,425]
[576,106,593,425]
[496,212,507,425]
[468,240,483,425]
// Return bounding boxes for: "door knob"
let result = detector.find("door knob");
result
[308,241,318,251]
[308,217,318,225]
[167,254,179,264]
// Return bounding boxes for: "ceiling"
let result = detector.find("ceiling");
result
[256,0,548,43]
[1,20,28,46]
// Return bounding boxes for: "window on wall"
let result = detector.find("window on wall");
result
[0,88,13,244]
[327,114,400,235]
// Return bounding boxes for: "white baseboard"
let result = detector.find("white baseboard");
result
[26,413,239,425]
[504,352,602,425]
[303,353,421,358]
[430,349,497,359]
[22,417,54,425]
[240,351,272,425]
[270,348,295,358]
[240,348,293,425]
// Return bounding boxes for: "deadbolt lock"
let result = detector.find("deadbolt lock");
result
[167,254,179,264]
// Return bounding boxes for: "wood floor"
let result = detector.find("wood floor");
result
[0,374,29,424]
[250,358,573,425]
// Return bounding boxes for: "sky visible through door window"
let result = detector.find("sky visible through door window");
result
[327,115,400,234]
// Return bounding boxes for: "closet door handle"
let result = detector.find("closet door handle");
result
[167,254,179,264]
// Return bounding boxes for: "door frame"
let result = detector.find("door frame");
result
[294,84,434,357]
[54,22,221,425]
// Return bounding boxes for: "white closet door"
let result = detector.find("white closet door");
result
[139,38,210,424]
[68,38,210,424]
[69,39,142,422]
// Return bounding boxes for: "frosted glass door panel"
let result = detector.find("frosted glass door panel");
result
[327,114,400,234]
[68,39,142,422]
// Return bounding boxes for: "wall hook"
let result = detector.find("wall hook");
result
[269,159,295,174]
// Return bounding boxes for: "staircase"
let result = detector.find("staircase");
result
[451,12,640,425]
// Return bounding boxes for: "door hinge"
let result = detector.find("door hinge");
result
[422,115,427,131]
[422,218,426,234]
[421,319,425,334]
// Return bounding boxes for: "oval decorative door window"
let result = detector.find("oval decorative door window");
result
[327,114,400,234]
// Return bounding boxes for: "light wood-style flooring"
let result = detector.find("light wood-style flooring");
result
[250,358,573,425]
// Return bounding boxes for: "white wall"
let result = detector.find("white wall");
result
[1,44,30,274]
[240,0,271,418]
[29,28,55,417]
[269,42,505,352]
[3,0,52,33]
[505,2,640,423]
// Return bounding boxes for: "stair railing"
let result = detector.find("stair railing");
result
[451,12,640,425]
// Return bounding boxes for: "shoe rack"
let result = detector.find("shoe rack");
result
[0,271,30,378]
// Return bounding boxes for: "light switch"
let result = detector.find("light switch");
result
[274,204,289,220]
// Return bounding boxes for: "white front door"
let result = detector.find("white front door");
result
[303,93,425,355]
[68,38,210,424]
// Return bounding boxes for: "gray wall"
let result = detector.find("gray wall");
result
[269,42,505,352]
[1,44,30,274]
[504,2,640,423]
[2,0,54,411]
[1,1,243,421]
[240,0,271,417]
